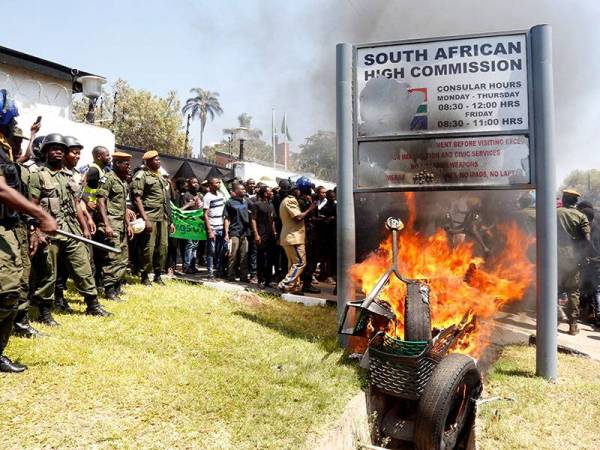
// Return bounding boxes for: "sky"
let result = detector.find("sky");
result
[2,0,599,182]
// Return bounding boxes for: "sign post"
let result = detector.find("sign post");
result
[336,43,356,341]
[336,26,557,379]
[531,24,557,380]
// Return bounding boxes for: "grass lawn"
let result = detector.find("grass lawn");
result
[1,280,362,449]
[478,345,600,450]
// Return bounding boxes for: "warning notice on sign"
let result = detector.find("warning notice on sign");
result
[355,34,529,137]
[357,135,530,188]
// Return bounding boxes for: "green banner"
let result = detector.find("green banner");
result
[170,202,207,240]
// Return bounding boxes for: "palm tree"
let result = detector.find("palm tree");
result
[182,88,223,157]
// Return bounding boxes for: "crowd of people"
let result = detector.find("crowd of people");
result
[0,96,337,373]
[167,174,337,295]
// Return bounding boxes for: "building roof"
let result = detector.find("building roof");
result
[115,144,234,182]
[0,45,100,93]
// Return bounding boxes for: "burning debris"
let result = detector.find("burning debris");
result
[350,192,535,357]
[340,209,534,449]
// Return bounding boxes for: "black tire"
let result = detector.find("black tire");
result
[404,282,432,341]
[414,353,482,450]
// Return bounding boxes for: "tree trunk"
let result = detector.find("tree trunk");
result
[200,115,207,158]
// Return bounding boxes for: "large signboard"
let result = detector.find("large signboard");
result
[353,32,532,190]
[356,34,529,137]
[358,135,529,188]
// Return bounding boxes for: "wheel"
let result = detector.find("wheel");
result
[404,282,432,341]
[414,354,482,450]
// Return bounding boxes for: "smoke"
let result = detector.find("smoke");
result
[181,0,600,180]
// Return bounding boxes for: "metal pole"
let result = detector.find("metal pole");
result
[272,108,276,168]
[111,91,118,127]
[239,139,245,161]
[336,43,356,342]
[86,97,98,124]
[184,113,191,157]
[531,24,557,380]
[283,113,288,171]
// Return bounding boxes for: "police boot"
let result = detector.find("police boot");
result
[104,286,124,302]
[38,305,60,327]
[116,280,125,296]
[84,295,113,317]
[54,293,74,314]
[13,311,44,338]
[0,355,27,373]
[153,272,166,286]
[568,321,580,336]
[141,273,152,287]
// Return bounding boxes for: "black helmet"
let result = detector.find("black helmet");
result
[32,135,45,161]
[278,179,296,192]
[63,135,83,149]
[41,133,67,152]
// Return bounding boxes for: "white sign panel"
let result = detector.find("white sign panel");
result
[357,135,530,188]
[356,34,529,137]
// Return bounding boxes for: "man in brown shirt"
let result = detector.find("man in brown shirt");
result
[277,180,316,294]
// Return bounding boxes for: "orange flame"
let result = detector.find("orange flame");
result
[350,193,535,358]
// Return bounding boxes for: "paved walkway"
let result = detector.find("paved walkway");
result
[170,266,337,307]
[492,310,600,361]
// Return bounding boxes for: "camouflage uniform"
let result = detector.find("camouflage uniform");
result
[131,169,171,278]
[557,205,591,324]
[29,166,97,314]
[96,171,129,290]
[0,137,24,358]
[13,160,39,323]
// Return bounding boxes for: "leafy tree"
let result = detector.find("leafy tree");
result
[72,79,191,157]
[560,169,600,206]
[182,88,223,156]
[294,130,337,181]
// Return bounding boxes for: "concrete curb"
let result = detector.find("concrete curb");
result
[172,275,328,307]
[528,334,591,358]
[281,293,327,307]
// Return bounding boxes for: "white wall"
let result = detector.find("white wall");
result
[16,111,115,169]
[1,62,115,169]
[231,161,336,190]
[0,64,72,119]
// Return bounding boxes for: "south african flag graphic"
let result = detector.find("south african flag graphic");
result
[408,87,428,130]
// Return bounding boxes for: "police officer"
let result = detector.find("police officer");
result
[29,134,112,326]
[96,152,133,300]
[131,150,173,286]
[296,177,320,294]
[54,137,98,312]
[83,145,111,287]
[8,123,44,337]
[557,188,591,335]
[83,145,111,211]
[0,113,57,372]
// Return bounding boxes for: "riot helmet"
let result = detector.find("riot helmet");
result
[63,136,83,149]
[32,135,46,162]
[41,133,67,153]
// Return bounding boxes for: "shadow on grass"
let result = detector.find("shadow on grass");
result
[494,368,535,378]
[234,310,361,370]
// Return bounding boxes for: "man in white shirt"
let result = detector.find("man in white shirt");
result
[203,177,226,279]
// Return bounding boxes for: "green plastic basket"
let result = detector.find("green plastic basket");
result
[382,335,429,356]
